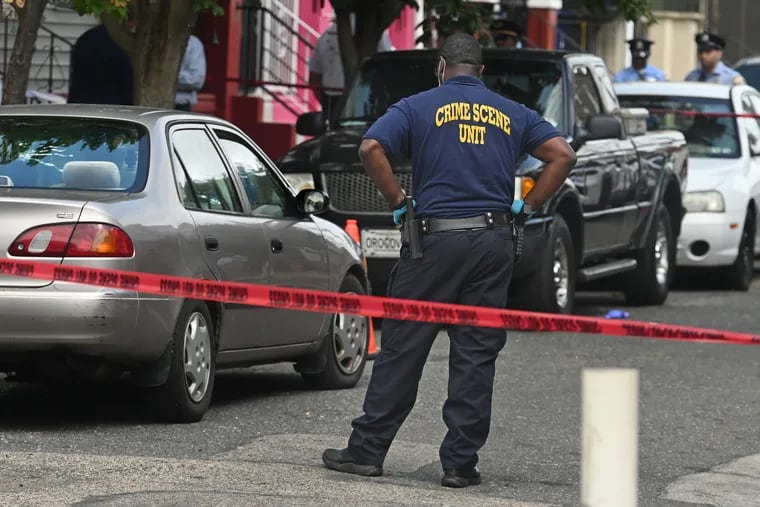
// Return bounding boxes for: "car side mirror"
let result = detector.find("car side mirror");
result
[749,134,760,157]
[296,188,329,215]
[584,114,624,141]
[296,111,326,137]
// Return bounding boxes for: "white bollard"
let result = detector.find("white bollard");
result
[581,368,639,507]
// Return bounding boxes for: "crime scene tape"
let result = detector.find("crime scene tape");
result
[1,258,758,346]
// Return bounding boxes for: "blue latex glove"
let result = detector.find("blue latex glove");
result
[511,199,526,216]
[392,199,416,225]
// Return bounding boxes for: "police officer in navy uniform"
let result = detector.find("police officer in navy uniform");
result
[685,31,745,85]
[490,18,523,48]
[322,33,576,488]
[613,38,666,83]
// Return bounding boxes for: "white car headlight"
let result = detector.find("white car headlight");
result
[284,173,315,193]
[683,191,725,212]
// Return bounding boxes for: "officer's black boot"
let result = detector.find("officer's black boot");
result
[322,448,383,477]
[441,468,481,488]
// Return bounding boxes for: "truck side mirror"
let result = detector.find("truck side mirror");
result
[584,114,624,141]
[296,111,326,137]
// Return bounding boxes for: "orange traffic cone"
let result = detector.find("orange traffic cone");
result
[344,219,379,359]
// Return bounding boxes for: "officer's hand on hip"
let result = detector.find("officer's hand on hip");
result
[393,199,416,225]
[510,199,535,226]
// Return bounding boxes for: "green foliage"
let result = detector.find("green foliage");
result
[68,0,223,20]
[583,0,655,21]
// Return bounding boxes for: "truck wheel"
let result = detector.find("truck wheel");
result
[149,301,215,423]
[300,274,368,389]
[517,215,575,314]
[624,206,674,305]
[724,213,755,291]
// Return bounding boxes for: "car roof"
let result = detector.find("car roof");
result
[368,48,585,63]
[614,81,735,99]
[0,104,219,129]
[735,56,760,67]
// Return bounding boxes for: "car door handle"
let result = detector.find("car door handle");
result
[204,236,219,251]
[271,239,283,253]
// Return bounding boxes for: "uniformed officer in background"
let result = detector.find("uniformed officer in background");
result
[613,38,666,83]
[322,33,577,488]
[490,18,523,48]
[685,31,745,85]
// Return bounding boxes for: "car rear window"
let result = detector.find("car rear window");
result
[0,117,149,191]
[617,95,740,158]
[736,62,760,91]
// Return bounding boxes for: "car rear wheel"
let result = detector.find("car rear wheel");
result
[724,213,755,291]
[624,205,674,305]
[149,301,215,423]
[515,215,575,314]
[300,274,368,389]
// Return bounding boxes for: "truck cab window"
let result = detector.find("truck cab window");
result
[573,66,602,132]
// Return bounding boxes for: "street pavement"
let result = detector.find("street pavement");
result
[0,266,758,506]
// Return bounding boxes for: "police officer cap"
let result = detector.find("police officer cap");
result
[627,37,653,58]
[695,31,726,50]
[440,32,483,66]
[490,19,522,38]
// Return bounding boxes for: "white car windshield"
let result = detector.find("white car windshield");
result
[618,95,739,158]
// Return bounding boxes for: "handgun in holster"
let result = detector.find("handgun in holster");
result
[512,215,526,262]
[400,196,423,259]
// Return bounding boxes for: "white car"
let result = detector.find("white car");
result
[616,82,760,289]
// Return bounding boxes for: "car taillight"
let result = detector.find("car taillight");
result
[9,223,134,258]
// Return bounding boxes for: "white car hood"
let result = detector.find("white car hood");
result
[686,157,744,192]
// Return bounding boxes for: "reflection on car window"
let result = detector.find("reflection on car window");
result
[572,66,602,130]
[0,117,147,191]
[215,131,291,218]
[618,95,739,158]
[172,129,243,212]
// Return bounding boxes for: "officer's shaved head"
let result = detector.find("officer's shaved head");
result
[440,33,482,67]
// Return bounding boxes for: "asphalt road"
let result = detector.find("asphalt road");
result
[0,267,759,506]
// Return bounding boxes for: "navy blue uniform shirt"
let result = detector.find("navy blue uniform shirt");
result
[362,75,561,218]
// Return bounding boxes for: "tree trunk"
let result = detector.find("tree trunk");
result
[332,0,408,96]
[2,0,49,105]
[104,0,196,108]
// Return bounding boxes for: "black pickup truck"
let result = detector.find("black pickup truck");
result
[277,49,688,314]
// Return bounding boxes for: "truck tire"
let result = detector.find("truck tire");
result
[516,215,575,314]
[724,212,755,291]
[300,274,368,389]
[624,205,674,305]
[149,301,216,423]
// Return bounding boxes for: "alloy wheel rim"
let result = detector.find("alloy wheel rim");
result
[332,291,367,375]
[553,238,570,309]
[654,222,670,286]
[183,311,212,403]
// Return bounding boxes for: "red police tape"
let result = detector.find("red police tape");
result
[1,258,758,346]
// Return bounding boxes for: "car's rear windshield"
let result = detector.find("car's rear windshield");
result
[0,117,149,191]
[339,57,566,133]
[618,95,739,158]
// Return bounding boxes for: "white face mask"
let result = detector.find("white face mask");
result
[437,58,446,86]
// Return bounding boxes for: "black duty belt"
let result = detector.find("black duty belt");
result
[421,212,512,234]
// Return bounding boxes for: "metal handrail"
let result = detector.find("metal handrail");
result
[2,19,73,93]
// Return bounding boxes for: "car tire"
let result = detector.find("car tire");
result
[724,212,755,291]
[515,215,575,314]
[624,205,674,306]
[149,301,215,423]
[300,274,368,389]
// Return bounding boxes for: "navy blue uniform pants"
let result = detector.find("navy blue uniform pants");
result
[347,226,514,471]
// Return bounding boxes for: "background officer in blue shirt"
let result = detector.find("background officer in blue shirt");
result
[685,31,745,85]
[613,38,666,83]
[322,33,576,488]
